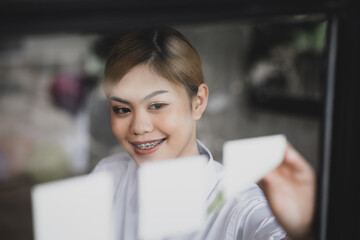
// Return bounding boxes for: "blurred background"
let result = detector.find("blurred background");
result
[0,14,326,240]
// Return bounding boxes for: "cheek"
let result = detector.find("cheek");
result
[155,108,194,133]
[110,116,128,139]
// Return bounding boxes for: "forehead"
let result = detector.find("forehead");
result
[109,64,187,99]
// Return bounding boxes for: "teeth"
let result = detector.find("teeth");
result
[135,139,163,150]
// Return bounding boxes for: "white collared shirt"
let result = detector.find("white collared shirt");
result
[91,141,286,240]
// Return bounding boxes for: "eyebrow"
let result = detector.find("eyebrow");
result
[110,96,130,104]
[110,90,169,104]
[141,90,169,103]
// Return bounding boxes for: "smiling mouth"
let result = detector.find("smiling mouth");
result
[133,138,166,150]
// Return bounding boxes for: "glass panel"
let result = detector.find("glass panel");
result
[0,14,327,240]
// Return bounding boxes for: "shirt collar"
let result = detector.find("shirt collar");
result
[197,139,214,161]
[197,140,223,200]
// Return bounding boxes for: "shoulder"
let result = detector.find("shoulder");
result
[225,184,286,240]
[219,183,266,221]
[234,183,266,204]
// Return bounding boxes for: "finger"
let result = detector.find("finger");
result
[283,142,310,172]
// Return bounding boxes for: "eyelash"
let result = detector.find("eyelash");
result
[148,103,168,110]
[112,107,131,115]
[112,103,168,115]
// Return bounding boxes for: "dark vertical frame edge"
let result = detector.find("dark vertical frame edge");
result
[317,14,338,240]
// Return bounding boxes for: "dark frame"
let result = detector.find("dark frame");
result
[1,1,359,239]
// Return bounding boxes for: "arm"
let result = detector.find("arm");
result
[259,143,316,240]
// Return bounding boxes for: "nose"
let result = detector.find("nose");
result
[130,110,153,135]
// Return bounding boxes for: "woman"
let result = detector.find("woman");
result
[92,27,315,240]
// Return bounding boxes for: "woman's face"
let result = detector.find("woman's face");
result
[109,64,206,165]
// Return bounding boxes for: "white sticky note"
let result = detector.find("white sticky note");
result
[31,172,115,240]
[223,134,286,200]
[138,156,207,239]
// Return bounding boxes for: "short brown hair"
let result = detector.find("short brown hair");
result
[103,27,204,98]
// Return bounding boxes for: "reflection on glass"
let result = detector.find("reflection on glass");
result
[0,15,326,239]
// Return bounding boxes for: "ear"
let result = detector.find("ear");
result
[192,83,209,120]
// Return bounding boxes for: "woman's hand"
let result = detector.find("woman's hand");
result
[259,143,316,240]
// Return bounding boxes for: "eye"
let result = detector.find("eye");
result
[148,103,168,110]
[112,107,131,114]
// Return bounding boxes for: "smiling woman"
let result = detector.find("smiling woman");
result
[108,64,208,165]
[102,27,209,167]
[91,26,314,240]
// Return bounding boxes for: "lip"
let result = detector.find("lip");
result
[130,138,166,155]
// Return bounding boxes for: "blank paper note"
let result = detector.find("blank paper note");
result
[31,172,115,240]
[223,134,286,200]
[138,156,207,240]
